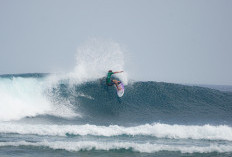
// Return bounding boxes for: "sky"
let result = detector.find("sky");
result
[0,0,232,85]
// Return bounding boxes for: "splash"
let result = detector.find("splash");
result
[68,39,128,84]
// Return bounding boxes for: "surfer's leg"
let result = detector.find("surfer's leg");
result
[111,80,116,85]
[114,82,120,90]
[107,82,114,86]
[112,80,120,90]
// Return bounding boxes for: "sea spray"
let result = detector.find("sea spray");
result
[70,39,128,84]
[48,39,128,85]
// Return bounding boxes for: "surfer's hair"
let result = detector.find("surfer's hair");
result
[108,70,112,72]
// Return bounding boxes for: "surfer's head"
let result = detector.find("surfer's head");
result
[108,70,112,73]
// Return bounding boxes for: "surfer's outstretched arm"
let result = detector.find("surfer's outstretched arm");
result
[114,71,123,74]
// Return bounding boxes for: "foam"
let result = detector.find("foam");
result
[0,123,232,141]
[0,77,78,121]
[0,77,52,121]
[0,141,231,153]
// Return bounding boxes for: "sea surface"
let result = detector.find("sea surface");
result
[0,73,232,157]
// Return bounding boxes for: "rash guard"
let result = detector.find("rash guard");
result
[106,72,114,84]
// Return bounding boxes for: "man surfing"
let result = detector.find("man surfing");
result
[106,70,123,86]
[106,70,125,97]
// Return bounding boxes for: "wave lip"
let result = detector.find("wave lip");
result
[0,141,232,153]
[1,123,232,141]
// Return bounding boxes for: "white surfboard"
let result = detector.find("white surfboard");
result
[115,82,124,97]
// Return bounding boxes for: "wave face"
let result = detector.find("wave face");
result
[0,73,232,157]
[71,80,232,125]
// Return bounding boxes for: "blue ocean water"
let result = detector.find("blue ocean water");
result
[0,73,232,157]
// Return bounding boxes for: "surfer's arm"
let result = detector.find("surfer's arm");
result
[114,71,123,74]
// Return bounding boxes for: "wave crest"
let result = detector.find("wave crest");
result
[1,123,232,141]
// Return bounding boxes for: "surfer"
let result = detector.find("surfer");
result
[106,70,123,86]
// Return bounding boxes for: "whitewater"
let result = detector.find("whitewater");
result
[0,40,232,157]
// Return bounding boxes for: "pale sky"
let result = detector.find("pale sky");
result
[0,0,232,85]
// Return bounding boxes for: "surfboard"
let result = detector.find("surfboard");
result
[115,82,124,97]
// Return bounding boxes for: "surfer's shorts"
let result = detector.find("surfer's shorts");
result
[107,80,115,86]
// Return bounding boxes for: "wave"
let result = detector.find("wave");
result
[70,81,232,125]
[1,123,232,141]
[0,141,232,153]
[1,74,232,124]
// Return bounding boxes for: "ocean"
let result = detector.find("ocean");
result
[0,73,232,157]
